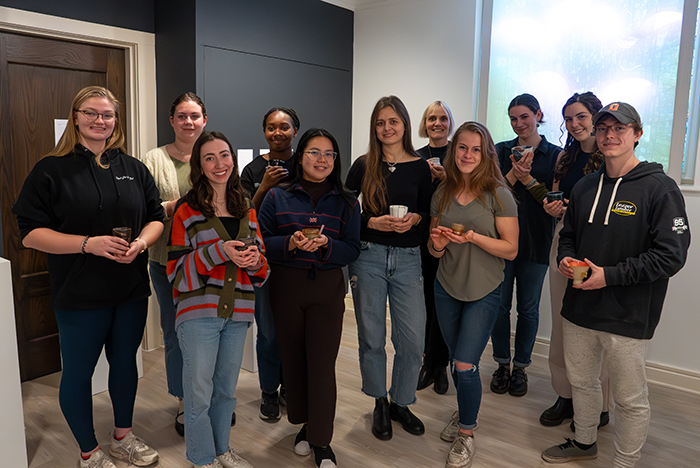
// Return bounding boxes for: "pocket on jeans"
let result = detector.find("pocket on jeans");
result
[405,246,420,255]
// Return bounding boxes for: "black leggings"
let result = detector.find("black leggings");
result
[54,298,148,452]
[269,265,345,447]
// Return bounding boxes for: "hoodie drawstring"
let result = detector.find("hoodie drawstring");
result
[587,172,622,226]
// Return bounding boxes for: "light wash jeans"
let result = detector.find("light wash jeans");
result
[349,242,426,407]
[177,317,249,466]
[254,280,283,394]
[434,280,501,431]
[563,319,650,468]
[149,260,183,399]
[491,258,548,368]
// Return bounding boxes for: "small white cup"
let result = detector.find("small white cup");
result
[427,157,441,166]
[389,205,408,218]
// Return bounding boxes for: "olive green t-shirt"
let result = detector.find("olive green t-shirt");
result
[430,185,517,302]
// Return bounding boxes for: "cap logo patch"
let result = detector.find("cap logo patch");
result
[611,201,637,216]
[672,217,688,234]
[609,103,619,111]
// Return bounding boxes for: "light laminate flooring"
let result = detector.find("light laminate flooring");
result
[22,297,700,467]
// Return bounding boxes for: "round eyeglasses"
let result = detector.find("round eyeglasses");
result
[304,150,337,161]
[76,109,116,122]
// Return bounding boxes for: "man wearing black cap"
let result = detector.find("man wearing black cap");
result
[541,102,690,467]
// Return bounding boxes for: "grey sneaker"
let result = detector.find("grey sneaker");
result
[542,438,598,463]
[446,433,475,468]
[217,449,253,468]
[79,449,116,468]
[441,411,460,442]
[109,431,159,466]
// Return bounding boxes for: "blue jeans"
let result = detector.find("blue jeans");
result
[177,317,248,466]
[254,280,282,394]
[149,260,183,399]
[349,242,426,407]
[434,280,501,430]
[491,259,549,368]
[55,298,148,452]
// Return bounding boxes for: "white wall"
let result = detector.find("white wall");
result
[352,0,481,159]
[353,0,700,392]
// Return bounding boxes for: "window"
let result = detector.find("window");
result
[485,0,686,174]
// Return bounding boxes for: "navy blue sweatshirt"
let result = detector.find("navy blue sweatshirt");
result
[258,182,361,271]
[13,145,164,310]
[558,161,690,339]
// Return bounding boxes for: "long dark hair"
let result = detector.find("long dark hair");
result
[286,128,356,209]
[360,95,417,215]
[508,93,545,124]
[554,92,604,182]
[436,122,508,219]
[185,131,248,218]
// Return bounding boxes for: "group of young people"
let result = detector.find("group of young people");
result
[12,85,689,468]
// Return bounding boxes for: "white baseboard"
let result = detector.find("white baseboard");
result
[529,336,700,396]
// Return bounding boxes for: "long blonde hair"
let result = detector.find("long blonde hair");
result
[360,95,417,215]
[48,86,126,168]
[436,121,509,219]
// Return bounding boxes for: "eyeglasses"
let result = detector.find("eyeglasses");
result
[76,109,116,122]
[594,124,631,136]
[304,150,337,161]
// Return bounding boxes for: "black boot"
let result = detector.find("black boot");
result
[416,365,435,390]
[372,397,392,440]
[540,397,574,426]
[433,366,449,394]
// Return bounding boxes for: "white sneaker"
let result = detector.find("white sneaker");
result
[441,411,460,442]
[217,449,253,468]
[194,459,224,468]
[79,449,116,468]
[446,433,475,468]
[109,431,159,466]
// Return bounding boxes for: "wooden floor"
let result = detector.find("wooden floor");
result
[22,297,700,467]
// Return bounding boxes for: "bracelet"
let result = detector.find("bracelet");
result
[80,235,90,254]
[526,178,539,189]
[431,243,446,253]
[134,237,148,254]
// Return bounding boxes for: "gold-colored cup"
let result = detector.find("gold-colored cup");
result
[112,227,131,243]
[451,223,465,235]
[302,228,320,239]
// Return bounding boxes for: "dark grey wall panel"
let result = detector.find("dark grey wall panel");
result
[202,45,352,176]
[196,0,353,72]
[0,0,155,33]
[154,0,197,146]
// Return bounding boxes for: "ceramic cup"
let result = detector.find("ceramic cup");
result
[546,191,564,203]
[112,227,132,243]
[302,228,320,239]
[268,159,284,167]
[389,205,408,218]
[569,261,590,285]
[451,223,465,235]
[511,146,533,162]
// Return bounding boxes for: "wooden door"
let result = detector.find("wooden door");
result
[0,31,127,381]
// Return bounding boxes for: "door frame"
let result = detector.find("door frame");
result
[0,6,162,350]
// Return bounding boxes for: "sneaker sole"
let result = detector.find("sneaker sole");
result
[294,442,312,456]
[259,411,281,422]
[542,452,597,463]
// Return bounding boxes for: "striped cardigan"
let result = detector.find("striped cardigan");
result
[167,201,269,329]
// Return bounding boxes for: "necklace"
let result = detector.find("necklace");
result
[172,143,187,156]
[386,150,406,172]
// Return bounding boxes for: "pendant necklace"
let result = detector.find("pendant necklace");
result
[386,150,406,172]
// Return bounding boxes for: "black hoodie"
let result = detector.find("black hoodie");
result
[557,161,690,339]
[13,144,164,310]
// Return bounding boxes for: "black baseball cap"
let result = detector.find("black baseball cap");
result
[593,102,642,126]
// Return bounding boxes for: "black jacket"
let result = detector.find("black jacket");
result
[558,161,690,339]
[13,145,164,310]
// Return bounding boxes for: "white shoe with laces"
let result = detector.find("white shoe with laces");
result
[194,459,224,468]
[217,449,253,468]
[109,431,159,466]
[79,449,116,468]
[446,433,475,468]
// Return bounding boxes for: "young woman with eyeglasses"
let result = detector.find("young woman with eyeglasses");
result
[345,95,432,442]
[168,131,269,468]
[539,92,609,430]
[139,92,208,436]
[13,86,163,468]
[258,128,360,468]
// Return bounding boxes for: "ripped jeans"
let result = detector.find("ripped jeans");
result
[434,279,501,430]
